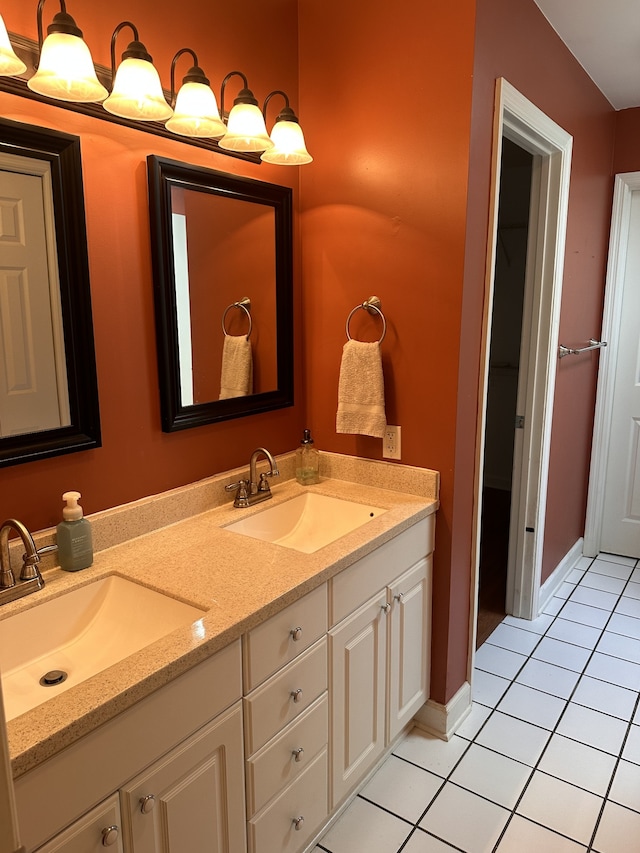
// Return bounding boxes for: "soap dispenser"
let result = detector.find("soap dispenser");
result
[296,428,320,485]
[57,491,93,572]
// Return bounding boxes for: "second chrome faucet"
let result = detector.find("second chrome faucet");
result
[226,447,280,508]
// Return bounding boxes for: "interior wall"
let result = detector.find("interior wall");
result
[0,0,303,532]
[613,108,640,173]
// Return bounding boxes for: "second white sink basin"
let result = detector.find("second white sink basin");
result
[225,492,386,553]
[0,576,204,721]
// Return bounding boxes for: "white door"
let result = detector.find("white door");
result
[585,173,640,558]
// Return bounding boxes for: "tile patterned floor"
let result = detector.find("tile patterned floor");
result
[314,553,640,852]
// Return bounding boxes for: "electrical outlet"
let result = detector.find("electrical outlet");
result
[383,425,401,460]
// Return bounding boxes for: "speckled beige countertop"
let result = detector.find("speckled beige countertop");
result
[2,452,438,779]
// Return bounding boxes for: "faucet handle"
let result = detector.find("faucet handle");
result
[20,550,41,582]
[225,479,250,507]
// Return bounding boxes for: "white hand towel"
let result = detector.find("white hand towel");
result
[219,335,253,399]
[336,339,387,438]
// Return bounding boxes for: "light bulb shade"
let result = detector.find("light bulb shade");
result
[261,120,313,165]
[28,32,107,102]
[103,57,173,120]
[218,102,274,152]
[0,14,26,76]
[166,81,226,138]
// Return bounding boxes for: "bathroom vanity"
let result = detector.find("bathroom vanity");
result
[1,453,438,853]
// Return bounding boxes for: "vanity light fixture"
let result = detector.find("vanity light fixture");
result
[165,47,225,138]
[0,14,26,75]
[27,0,107,102]
[103,21,172,121]
[261,90,312,166]
[218,70,274,153]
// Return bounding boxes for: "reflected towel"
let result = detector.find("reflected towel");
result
[219,335,253,399]
[336,340,386,438]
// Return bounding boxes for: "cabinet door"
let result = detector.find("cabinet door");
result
[35,795,123,853]
[120,703,246,853]
[388,557,431,743]
[329,592,388,808]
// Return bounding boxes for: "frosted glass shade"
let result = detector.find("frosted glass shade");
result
[218,102,273,152]
[261,120,313,165]
[166,81,226,138]
[103,57,173,121]
[0,15,26,76]
[28,32,107,102]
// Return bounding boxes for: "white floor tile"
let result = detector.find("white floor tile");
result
[575,556,594,570]
[419,783,509,852]
[515,657,581,699]
[455,702,491,741]
[570,585,619,612]
[592,800,640,852]
[318,796,411,853]
[543,596,565,616]
[635,705,640,725]
[607,612,640,640]
[598,553,637,567]
[475,643,527,680]
[472,669,511,708]
[571,675,638,721]
[537,734,617,795]
[393,730,469,779]
[497,682,566,730]
[450,743,531,808]
[545,617,602,649]
[361,755,442,823]
[580,572,626,595]
[560,601,610,629]
[568,567,587,583]
[623,724,640,765]
[532,637,591,673]
[623,581,640,600]
[502,613,554,634]
[475,711,550,766]
[585,651,640,691]
[496,814,587,852]
[589,559,634,580]
[597,630,640,664]
[608,759,640,812]
[484,622,540,655]
[556,581,577,600]
[632,567,640,584]
[556,703,628,756]
[517,772,602,845]
[617,595,640,620]
[400,829,460,852]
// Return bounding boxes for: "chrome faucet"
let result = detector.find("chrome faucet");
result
[0,518,45,606]
[226,447,280,508]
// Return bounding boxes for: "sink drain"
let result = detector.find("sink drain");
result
[39,669,68,687]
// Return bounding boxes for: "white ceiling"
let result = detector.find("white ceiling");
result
[533,0,640,110]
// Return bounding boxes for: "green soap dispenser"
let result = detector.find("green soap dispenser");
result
[296,428,320,485]
[57,491,93,572]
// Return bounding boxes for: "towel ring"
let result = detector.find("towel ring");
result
[346,296,386,344]
[222,297,252,340]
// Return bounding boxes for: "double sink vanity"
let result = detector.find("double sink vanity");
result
[1,451,438,853]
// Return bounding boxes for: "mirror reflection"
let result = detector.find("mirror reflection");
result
[147,156,294,432]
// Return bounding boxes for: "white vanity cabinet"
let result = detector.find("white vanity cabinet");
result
[35,795,124,853]
[329,517,433,808]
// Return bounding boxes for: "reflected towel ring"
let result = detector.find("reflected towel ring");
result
[345,296,386,344]
[222,297,252,340]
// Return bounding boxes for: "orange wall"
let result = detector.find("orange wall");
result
[0,0,303,532]
[613,108,640,173]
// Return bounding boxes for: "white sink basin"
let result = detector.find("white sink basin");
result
[0,576,204,721]
[225,492,386,553]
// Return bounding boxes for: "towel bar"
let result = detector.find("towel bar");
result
[346,296,387,344]
[222,297,252,339]
[558,339,607,358]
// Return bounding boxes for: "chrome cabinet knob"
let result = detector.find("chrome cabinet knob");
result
[101,826,119,847]
[381,603,391,614]
[293,816,305,831]
[292,747,304,762]
[290,626,303,641]
[394,592,404,602]
[290,688,303,703]
[140,794,156,814]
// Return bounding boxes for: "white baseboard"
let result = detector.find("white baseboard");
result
[537,537,584,614]
[413,681,472,741]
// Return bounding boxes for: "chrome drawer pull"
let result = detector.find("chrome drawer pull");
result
[140,794,156,814]
[292,747,305,762]
[381,603,391,614]
[101,826,119,847]
[293,816,305,831]
[291,688,303,703]
[290,626,303,641]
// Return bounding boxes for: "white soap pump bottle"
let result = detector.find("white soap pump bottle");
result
[56,491,94,572]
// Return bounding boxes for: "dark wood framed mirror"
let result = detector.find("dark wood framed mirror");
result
[0,117,101,467]
[147,156,294,431]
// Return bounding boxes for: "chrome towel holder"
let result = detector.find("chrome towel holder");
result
[222,296,252,339]
[346,296,387,344]
[558,338,607,358]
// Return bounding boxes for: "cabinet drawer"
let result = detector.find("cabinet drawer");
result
[36,794,123,853]
[248,748,328,853]
[243,584,327,692]
[330,516,434,625]
[244,637,327,755]
[246,693,328,817]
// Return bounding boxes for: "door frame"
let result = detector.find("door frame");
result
[472,79,573,636]
[583,171,640,556]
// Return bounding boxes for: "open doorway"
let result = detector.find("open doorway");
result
[477,139,533,647]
